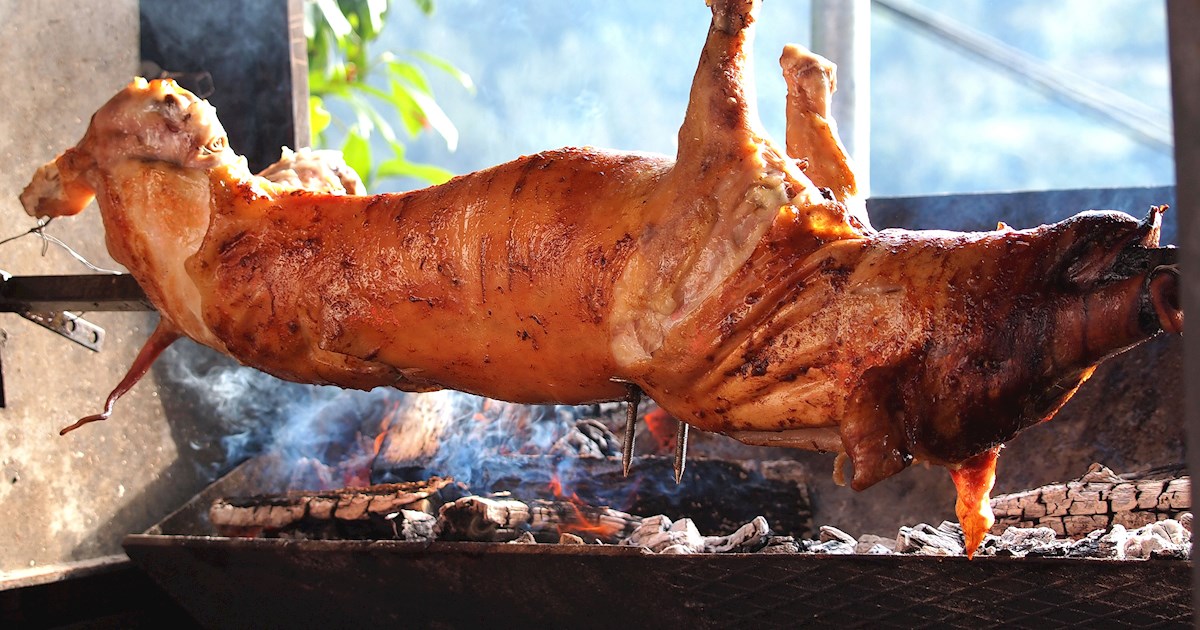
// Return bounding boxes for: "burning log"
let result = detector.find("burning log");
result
[528,499,643,543]
[435,494,643,543]
[990,463,1189,537]
[209,478,452,539]
[434,496,532,542]
[378,456,814,538]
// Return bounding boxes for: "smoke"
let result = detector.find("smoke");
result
[158,340,607,493]
[158,339,732,517]
[373,391,602,489]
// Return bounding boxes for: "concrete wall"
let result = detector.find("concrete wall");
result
[0,0,227,576]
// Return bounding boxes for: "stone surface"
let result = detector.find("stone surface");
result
[0,0,302,577]
[0,0,195,577]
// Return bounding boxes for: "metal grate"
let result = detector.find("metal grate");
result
[666,555,1191,628]
[125,536,1190,628]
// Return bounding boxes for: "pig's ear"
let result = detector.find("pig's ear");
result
[1064,208,1164,286]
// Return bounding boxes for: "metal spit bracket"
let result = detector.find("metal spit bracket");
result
[17,310,105,352]
[0,271,153,407]
[0,270,122,351]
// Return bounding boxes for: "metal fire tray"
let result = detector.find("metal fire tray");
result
[123,534,1190,628]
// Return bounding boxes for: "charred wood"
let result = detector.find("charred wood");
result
[435,495,642,543]
[376,455,814,538]
[209,478,452,539]
[990,463,1189,537]
[434,496,532,542]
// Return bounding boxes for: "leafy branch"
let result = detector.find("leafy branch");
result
[306,0,474,187]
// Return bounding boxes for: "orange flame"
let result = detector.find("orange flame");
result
[643,408,676,454]
[548,474,623,540]
[340,401,402,488]
[372,402,401,457]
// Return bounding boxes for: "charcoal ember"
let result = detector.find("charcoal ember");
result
[1150,518,1191,545]
[993,525,1060,558]
[388,509,435,542]
[621,514,670,547]
[818,525,856,545]
[895,522,965,556]
[621,515,706,553]
[508,531,538,545]
[1095,524,1129,559]
[1124,518,1192,559]
[435,496,531,542]
[1179,512,1193,533]
[760,536,802,554]
[1065,529,1110,559]
[558,532,586,545]
[659,544,696,555]
[702,516,771,553]
[1024,541,1070,558]
[388,456,814,539]
[549,419,622,458]
[808,539,855,555]
[526,500,642,543]
[1152,546,1191,559]
[855,534,898,555]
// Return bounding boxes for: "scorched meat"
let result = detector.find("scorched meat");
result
[20,0,1182,556]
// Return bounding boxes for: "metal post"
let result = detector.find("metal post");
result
[1165,0,1199,625]
[811,0,871,195]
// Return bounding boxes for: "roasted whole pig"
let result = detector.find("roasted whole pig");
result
[20,0,1181,556]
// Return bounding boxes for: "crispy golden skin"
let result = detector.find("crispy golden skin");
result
[22,0,1180,557]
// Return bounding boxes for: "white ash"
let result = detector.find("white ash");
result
[558,532,586,545]
[428,489,1190,559]
[702,516,771,553]
[620,515,707,553]
[388,509,436,542]
[819,525,856,545]
[855,534,898,555]
[618,512,1191,559]
[759,536,801,554]
[508,531,538,545]
[896,522,965,556]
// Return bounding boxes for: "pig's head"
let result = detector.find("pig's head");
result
[874,207,1181,481]
[20,78,236,220]
[1046,207,1181,337]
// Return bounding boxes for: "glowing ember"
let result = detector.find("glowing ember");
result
[336,402,403,488]
[642,408,676,454]
[549,474,625,539]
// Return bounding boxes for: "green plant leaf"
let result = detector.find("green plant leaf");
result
[342,132,372,182]
[413,51,475,93]
[383,79,428,137]
[310,96,332,138]
[386,59,432,95]
[376,157,453,184]
[348,91,399,143]
[411,0,434,17]
[315,0,353,39]
[306,0,468,189]
[406,88,458,151]
[360,0,388,39]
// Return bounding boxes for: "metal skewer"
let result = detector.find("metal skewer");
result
[622,385,641,477]
[674,420,689,484]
